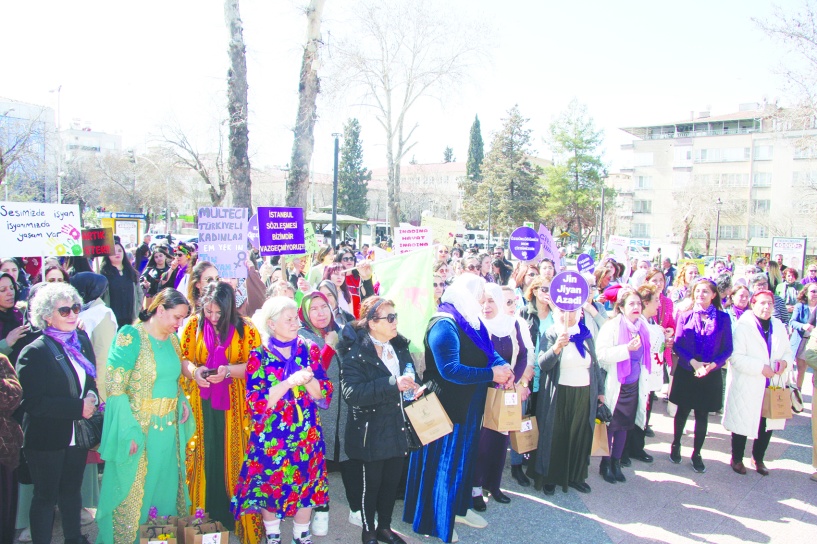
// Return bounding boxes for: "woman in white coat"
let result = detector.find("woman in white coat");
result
[595,287,652,484]
[722,290,791,476]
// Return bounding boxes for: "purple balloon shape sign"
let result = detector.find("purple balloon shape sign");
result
[550,271,589,312]
[576,253,595,273]
[509,226,541,261]
[247,214,260,250]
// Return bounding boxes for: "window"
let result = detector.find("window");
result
[694,147,750,163]
[753,172,772,187]
[793,146,816,159]
[635,175,652,189]
[718,225,745,240]
[751,199,771,215]
[716,173,750,188]
[793,171,817,187]
[726,200,747,214]
[749,225,768,238]
[634,153,654,166]
[633,200,652,213]
[753,145,773,160]
[631,223,650,237]
[795,200,817,215]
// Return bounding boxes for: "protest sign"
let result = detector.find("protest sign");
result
[197,207,248,279]
[303,222,320,254]
[509,226,541,261]
[606,234,629,264]
[538,224,561,271]
[81,228,115,258]
[576,253,595,273]
[394,227,432,254]
[771,237,807,275]
[257,207,306,256]
[247,214,260,250]
[0,202,83,257]
[420,216,458,246]
[550,271,589,312]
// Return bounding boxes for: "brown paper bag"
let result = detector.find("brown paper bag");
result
[177,512,211,544]
[509,416,539,454]
[590,423,610,457]
[761,386,793,420]
[483,386,522,432]
[184,522,230,544]
[404,392,453,445]
[139,524,178,544]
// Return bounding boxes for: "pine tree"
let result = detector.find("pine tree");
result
[337,118,371,219]
[443,146,454,162]
[460,115,484,203]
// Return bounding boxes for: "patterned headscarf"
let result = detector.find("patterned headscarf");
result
[299,291,335,337]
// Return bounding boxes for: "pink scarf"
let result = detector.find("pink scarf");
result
[616,315,651,383]
[200,319,235,410]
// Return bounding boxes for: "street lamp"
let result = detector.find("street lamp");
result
[331,133,341,248]
[135,154,171,233]
[713,197,723,261]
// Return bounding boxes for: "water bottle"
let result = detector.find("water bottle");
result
[402,362,416,402]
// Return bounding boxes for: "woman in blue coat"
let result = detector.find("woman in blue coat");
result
[789,285,817,390]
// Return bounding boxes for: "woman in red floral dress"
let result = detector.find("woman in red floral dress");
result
[231,297,333,544]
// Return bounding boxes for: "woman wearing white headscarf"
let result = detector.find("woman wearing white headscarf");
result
[403,275,514,544]
[472,284,529,510]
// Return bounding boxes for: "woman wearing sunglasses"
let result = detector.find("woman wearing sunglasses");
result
[334,248,375,319]
[100,240,144,329]
[519,276,554,419]
[16,283,100,544]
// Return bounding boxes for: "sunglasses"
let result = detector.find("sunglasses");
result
[57,303,82,317]
[539,286,550,293]
[433,282,445,288]
[341,256,355,262]
[373,313,398,323]
[46,278,65,283]
[465,264,478,271]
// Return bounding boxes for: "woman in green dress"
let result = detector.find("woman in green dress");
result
[96,288,195,544]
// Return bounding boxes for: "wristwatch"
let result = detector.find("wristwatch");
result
[224,365,232,379]
[519,380,529,388]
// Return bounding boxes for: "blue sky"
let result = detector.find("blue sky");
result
[1,0,794,174]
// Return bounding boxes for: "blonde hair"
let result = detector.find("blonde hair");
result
[251,296,297,341]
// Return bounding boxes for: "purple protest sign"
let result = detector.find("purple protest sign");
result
[550,271,589,312]
[247,214,260,250]
[509,226,541,261]
[538,224,561,272]
[197,207,248,278]
[257,207,306,256]
[576,253,595,273]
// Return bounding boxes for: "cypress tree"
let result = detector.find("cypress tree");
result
[337,118,371,219]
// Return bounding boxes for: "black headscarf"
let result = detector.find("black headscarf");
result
[0,272,23,341]
[70,272,109,307]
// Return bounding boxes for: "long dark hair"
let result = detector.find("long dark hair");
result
[139,288,190,322]
[101,242,139,282]
[188,261,216,308]
[197,281,245,341]
[323,263,351,303]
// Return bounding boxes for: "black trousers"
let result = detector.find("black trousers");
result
[25,446,87,544]
[731,418,773,464]
[361,456,404,533]
[626,394,653,456]
[318,459,363,512]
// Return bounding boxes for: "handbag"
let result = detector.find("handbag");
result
[789,384,804,414]
[41,335,103,450]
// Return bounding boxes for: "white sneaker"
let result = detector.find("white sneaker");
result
[348,509,363,527]
[451,529,459,542]
[454,509,487,528]
[18,528,32,543]
[81,508,95,526]
[311,511,329,536]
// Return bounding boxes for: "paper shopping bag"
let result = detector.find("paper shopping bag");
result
[139,524,177,544]
[590,423,610,457]
[509,416,539,454]
[761,386,793,420]
[404,392,453,445]
[185,522,230,544]
[483,386,522,432]
[765,418,787,431]
[177,511,210,544]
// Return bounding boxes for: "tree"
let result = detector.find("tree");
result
[337,118,371,219]
[543,100,606,247]
[461,114,484,202]
[332,0,488,228]
[460,105,544,235]
[225,0,252,210]
[443,146,454,163]
[0,105,49,199]
[286,0,326,209]
[161,125,228,207]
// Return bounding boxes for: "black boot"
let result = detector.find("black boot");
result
[611,458,626,482]
[620,453,632,467]
[511,464,531,487]
[599,458,616,484]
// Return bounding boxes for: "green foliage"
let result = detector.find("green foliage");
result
[337,118,371,219]
[543,99,607,246]
[443,146,454,162]
[461,115,484,202]
[460,106,544,236]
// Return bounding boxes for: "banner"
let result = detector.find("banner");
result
[509,226,540,261]
[394,227,432,254]
[257,207,306,256]
[370,247,435,354]
[537,224,561,272]
[0,202,83,257]
[197,207,248,279]
[606,234,629,264]
[771,237,807,276]
[420,216,458,246]
[247,214,260,250]
[81,228,115,258]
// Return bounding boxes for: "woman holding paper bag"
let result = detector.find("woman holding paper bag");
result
[722,290,791,476]
[403,275,513,544]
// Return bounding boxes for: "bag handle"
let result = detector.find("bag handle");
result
[41,335,80,399]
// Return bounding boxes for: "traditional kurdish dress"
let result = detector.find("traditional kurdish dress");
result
[96,323,195,544]
[181,315,262,543]
[231,338,332,519]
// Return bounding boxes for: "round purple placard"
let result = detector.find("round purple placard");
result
[576,253,595,273]
[550,271,589,312]
[509,226,541,261]
[247,214,260,250]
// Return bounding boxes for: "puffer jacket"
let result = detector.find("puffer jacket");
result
[338,325,412,462]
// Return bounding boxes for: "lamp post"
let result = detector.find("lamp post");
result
[136,155,170,232]
[713,197,723,261]
[49,85,62,203]
[331,133,341,248]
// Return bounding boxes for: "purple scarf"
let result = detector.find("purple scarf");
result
[438,302,495,361]
[200,319,235,410]
[732,305,747,321]
[267,336,301,403]
[173,265,188,289]
[43,326,96,378]
[615,316,651,383]
[570,319,593,358]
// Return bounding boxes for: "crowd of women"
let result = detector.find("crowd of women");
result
[0,238,816,544]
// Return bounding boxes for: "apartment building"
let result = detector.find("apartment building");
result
[616,104,817,257]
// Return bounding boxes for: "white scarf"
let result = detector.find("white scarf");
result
[370,335,400,377]
[482,283,517,338]
[440,274,486,329]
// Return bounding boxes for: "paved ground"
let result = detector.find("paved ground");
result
[19,375,817,544]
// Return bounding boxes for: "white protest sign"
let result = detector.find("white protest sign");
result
[197,207,248,279]
[394,227,432,254]
[0,202,83,257]
[606,234,629,265]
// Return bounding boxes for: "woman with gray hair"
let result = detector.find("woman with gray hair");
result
[16,283,99,544]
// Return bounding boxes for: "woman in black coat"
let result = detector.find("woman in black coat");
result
[16,283,99,544]
[339,296,417,544]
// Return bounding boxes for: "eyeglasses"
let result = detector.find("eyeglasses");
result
[810,270,817,273]
[433,282,445,288]
[57,303,82,317]
[539,286,550,293]
[465,264,478,271]
[46,278,65,283]
[205,276,220,283]
[341,256,355,262]
[373,313,398,323]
